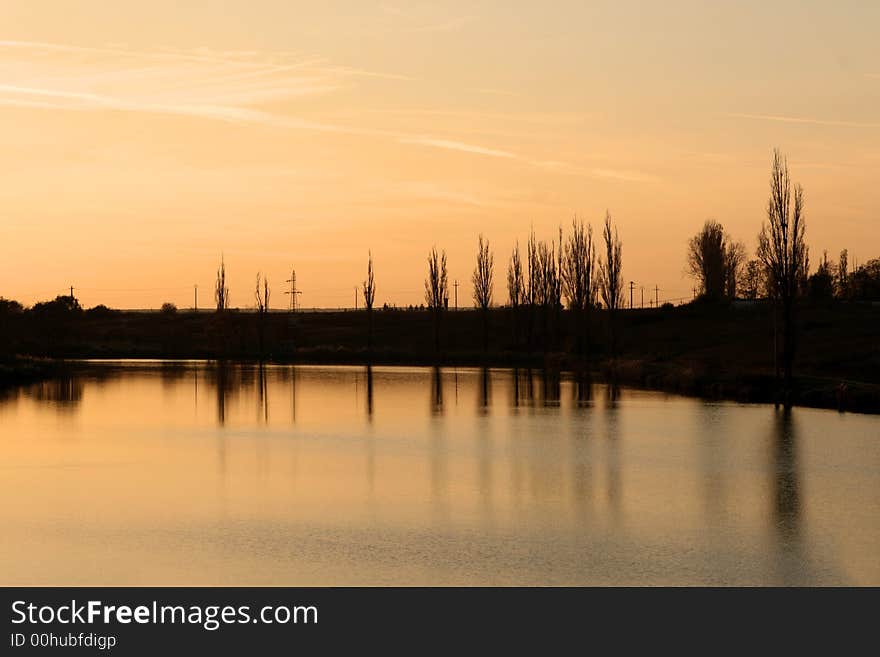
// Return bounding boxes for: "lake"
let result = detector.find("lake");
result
[1,362,878,585]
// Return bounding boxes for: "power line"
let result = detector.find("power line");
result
[284,269,302,312]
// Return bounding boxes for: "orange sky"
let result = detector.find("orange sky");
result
[0,1,878,309]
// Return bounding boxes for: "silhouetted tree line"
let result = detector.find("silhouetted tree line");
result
[3,150,879,408]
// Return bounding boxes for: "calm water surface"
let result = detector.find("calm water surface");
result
[1,362,878,585]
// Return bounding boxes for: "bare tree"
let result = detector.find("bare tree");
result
[254,272,270,357]
[472,234,494,352]
[535,239,558,352]
[526,227,538,351]
[798,246,811,298]
[599,211,623,356]
[472,234,494,309]
[526,227,538,308]
[214,256,229,312]
[599,212,623,311]
[724,240,746,299]
[254,273,270,314]
[507,243,524,308]
[563,218,597,358]
[562,218,596,311]
[739,259,764,300]
[687,220,726,299]
[507,242,524,348]
[757,148,807,401]
[363,251,376,350]
[425,247,448,354]
[808,250,835,301]
[837,249,849,299]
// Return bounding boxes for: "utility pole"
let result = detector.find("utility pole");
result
[354,286,358,310]
[655,285,659,307]
[453,280,459,310]
[285,269,302,313]
[69,285,75,299]
[194,285,198,311]
[629,281,635,309]
[641,286,644,309]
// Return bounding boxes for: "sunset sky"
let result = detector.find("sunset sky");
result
[0,1,878,309]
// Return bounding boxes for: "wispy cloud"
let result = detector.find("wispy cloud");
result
[0,40,404,123]
[588,168,659,183]
[727,112,880,129]
[409,16,476,33]
[0,83,285,125]
[400,137,519,159]
[372,181,492,207]
[475,88,520,98]
[536,160,659,183]
[0,40,655,184]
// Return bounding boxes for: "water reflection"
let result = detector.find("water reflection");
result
[695,405,726,522]
[771,409,802,549]
[606,383,621,407]
[573,370,593,406]
[365,365,374,420]
[0,363,877,586]
[510,368,569,408]
[289,365,298,423]
[430,366,443,415]
[27,377,84,410]
[540,369,561,407]
[511,368,535,407]
[478,367,491,414]
[257,363,269,424]
[603,385,622,513]
[429,368,448,519]
[208,361,232,426]
[160,361,187,388]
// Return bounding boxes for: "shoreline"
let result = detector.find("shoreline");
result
[12,352,877,415]
[3,302,877,414]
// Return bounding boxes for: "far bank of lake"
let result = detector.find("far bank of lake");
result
[2,301,878,413]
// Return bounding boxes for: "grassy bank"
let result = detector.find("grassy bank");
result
[1,300,877,412]
[0,356,65,388]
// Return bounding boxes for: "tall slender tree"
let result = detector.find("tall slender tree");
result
[254,273,270,313]
[362,251,376,350]
[214,256,229,312]
[425,247,448,354]
[837,249,849,299]
[535,239,558,352]
[507,242,525,348]
[563,218,597,358]
[724,240,746,299]
[599,211,623,357]
[472,234,494,352]
[526,227,538,352]
[739,259,764,300]
[757,148,807,402]
[254,272,270,357]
